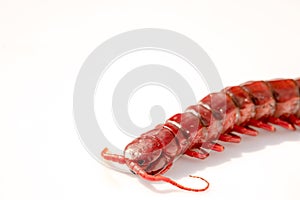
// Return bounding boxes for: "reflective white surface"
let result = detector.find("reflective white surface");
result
[1,0,300,199]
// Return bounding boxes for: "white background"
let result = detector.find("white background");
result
[1,0,300,200]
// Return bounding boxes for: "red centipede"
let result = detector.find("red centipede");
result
[101,78,300,192]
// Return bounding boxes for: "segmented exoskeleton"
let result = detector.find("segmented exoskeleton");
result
[102,78,300,192]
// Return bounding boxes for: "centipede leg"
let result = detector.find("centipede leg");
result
[248,119,276,132]
[202,143,224,152]
[184,148,209,159]
[189,141,225,152]
[233,125,258,136]
[267,116,296,130]
[158,163,173,175]
[285,114,300,126]
[219,133,241,143]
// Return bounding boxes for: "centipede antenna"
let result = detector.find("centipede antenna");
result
[101,148,126,164]
[128,161,209,192]
[143,173,209,192]
[155,174,210,192]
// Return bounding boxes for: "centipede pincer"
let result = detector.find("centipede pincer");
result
[101,78,300,192]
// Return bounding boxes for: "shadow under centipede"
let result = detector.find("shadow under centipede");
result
[137,127,300,193]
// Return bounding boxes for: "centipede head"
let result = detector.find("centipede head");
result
[124,135,169,175]
[102,131,209,192]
